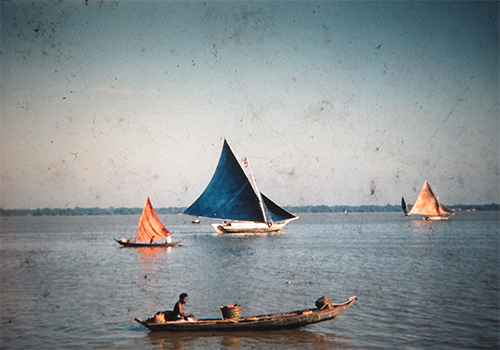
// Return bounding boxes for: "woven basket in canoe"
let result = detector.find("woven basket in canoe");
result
[220,304,242,319]
[315,296,333,309]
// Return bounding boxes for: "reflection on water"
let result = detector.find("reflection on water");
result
[0,212,498,349]
[134,246,173,260]
[145,329,355,350]
[407,217,450,233]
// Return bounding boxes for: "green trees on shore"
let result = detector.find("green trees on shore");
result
[1,204,498,217]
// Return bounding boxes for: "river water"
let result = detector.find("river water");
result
[1,211,498,349]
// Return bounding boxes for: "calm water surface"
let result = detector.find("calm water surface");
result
[1,212,498,349]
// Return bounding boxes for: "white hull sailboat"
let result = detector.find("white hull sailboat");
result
[184,140,298,234]
[402,181,453,221]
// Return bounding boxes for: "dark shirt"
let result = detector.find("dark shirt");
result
[172,301,181,318]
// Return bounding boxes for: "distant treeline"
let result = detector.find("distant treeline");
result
[0,206,184,217]
[1,204,498,217]
[285,203,500,213]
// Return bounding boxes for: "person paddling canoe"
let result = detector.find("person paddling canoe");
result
[172,293,195,320]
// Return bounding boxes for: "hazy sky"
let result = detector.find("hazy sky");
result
[1,1,498,210]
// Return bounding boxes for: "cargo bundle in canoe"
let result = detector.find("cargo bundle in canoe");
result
[134,296,357,332]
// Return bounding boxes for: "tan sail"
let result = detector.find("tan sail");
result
[135,197,172,242]
[408,181,453,217]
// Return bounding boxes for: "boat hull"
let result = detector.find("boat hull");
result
[211,222,286,234]
[423,215,452,221]
[114,239,181,247]
[135,296,357,332]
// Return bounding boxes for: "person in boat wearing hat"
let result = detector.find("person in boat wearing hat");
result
[172,293,195,320]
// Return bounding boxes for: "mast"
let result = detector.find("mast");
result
[242,156,270,225]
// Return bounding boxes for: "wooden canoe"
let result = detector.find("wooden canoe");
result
[134,296,357,332]
[114,239,181,248]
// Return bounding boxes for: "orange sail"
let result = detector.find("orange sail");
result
[408,181,453,217]
[135,197,172,242]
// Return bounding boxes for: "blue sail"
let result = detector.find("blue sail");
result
[184,140,266,222]
[261,193,297,223]
[184,140,297,223]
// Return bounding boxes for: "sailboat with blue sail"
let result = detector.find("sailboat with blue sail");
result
[184,140,298,234]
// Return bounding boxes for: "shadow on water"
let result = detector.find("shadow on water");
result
[144,328,355,349]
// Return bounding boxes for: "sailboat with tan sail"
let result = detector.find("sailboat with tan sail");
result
[402,181,454,221]
[115,197,181,247]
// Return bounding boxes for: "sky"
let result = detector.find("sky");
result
[1,0,499,210]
